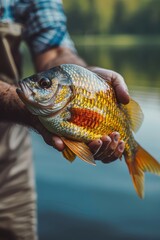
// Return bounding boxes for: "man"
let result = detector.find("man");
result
[0,0,129,239]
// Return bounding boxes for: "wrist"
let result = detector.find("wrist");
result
[0,80,36,127]
[35,47,87,71]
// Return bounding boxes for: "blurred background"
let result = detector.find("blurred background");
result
[23,0,160,239]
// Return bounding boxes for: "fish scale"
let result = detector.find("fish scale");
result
[58,69,137,159]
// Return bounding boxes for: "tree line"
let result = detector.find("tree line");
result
[64,0,160,35]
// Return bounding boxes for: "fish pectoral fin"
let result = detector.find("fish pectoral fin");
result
[61,137,96,165]
[62,147,76,162]
[125,143,160,199]
[124,98,144,133]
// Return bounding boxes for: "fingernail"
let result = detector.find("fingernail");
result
[118,142,124,152]
[97,140,102,145]
[114,133,119,142]
[101,135,111,142]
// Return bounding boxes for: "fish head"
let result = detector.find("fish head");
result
[17,66,74,116]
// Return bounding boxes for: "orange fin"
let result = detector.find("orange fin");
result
[125,143,160,198]
[61,137,96,165]
[124,98,144,133]
[62,147,76,162]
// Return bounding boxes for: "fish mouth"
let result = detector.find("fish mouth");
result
[17,81,35,104]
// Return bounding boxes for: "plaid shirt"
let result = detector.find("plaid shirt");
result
[0,0,75,55]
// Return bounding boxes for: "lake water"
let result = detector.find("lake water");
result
[31,45,160,240]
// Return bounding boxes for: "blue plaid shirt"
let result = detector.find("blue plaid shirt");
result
[0,0,76,55]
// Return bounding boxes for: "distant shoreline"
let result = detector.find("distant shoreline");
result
[72,34,160,47]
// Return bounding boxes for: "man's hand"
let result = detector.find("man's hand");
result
[89,67,129,104]
[33,120,125,163]
[35,121,125,163]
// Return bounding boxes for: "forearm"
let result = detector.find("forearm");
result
[0,81,34,126]
[34,47,87,72]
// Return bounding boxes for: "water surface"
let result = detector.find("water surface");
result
[32,45,160,240]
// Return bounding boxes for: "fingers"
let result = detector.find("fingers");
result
[101,139,125,164]
[51,136,65,151]
[110,71,129,105]
[90,67,130,105]
[93,135,111,159]
[42,130,65,151]
[99,132,120,160]
[89,132,125,164]
[88,139,103,155]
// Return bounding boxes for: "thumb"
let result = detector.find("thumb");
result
[90,67,130,104]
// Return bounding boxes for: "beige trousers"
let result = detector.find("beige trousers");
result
[0,123,37,240]
[0,22,37,240]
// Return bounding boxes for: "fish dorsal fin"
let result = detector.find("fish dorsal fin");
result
[62,147,76,162]
[124,98,144,132]
[61,137,96,165]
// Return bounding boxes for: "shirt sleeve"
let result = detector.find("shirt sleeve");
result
[15,0,76,55]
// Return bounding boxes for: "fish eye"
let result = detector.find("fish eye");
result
[38,77,52,89]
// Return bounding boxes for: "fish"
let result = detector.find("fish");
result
[17,64,160,198]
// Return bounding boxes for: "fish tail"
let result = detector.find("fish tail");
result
[125,143,160,198]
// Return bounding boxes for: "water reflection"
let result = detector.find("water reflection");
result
[33,45,160,240]
[35,88,160,239]
[77,45,160,89]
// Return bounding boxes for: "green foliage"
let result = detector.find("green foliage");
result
[63,0,160,35]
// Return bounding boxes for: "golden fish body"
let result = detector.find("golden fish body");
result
[17,64,160,198]
[40,65,136,157]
